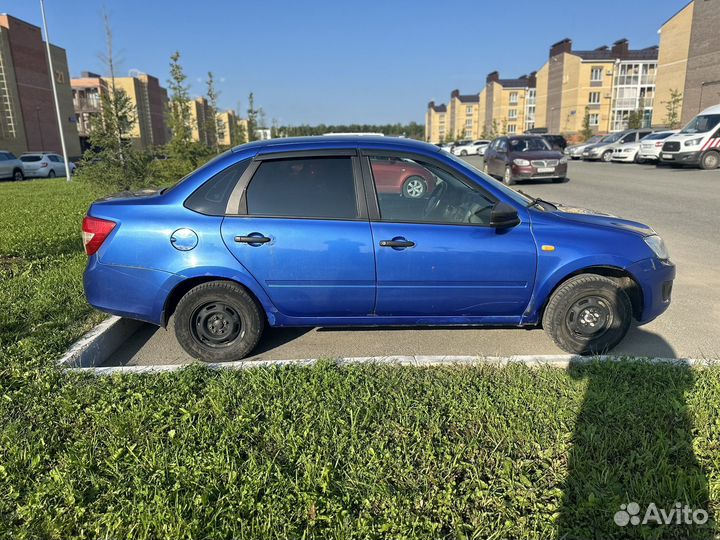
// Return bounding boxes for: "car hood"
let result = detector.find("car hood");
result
[550,204,655,236]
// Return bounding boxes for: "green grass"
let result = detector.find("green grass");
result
[1,179,720,539]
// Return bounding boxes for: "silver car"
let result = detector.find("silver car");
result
[0,151,25,181]
[582,129,655,162]
[565,135,604,159]
[20,152,75,178]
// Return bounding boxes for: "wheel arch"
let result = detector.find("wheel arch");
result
[528,264,643,324]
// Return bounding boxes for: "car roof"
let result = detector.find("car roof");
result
[232,135,441,156]
[699,104,720,115]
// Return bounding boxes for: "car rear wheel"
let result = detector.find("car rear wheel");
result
[503,166,516,185]
[12,169,23,182]
[174,281,263,362]
[402,176,427,198]
[700,150,719,170]
[601,150,613,162]
[542,274,632,355]
[48,170,56,178]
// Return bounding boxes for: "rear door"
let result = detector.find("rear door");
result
[220,151,376,318]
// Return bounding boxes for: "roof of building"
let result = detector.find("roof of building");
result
[573,45,659,61]
[659,0,693,29]
[432,103,447,113]
[497,78,530,89]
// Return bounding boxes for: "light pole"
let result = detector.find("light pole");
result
[39,0,71,181]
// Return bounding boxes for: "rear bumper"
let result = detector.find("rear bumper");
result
[659,150,700,164]
[626,257,676,323]
[83,257,181,326]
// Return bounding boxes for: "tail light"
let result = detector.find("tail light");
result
[82,215,116,256]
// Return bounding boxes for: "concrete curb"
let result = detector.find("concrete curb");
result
[60,318,718,375]
[57,316,143,368]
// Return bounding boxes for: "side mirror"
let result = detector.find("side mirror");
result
[489,202,520,228]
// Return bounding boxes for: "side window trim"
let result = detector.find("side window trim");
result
[359,150,498,227]
[226,151,368,221]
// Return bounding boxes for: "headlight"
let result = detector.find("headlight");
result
[684,138,703,147]
[559,156,568,164]
[644,235,669,261]
[513,158,530,166]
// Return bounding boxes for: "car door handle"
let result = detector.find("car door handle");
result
[235,235,271,244]
[379,239,415,248]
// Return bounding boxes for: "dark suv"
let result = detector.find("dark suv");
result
[483,136,568,185]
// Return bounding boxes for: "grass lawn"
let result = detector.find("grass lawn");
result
[1,178,720,539]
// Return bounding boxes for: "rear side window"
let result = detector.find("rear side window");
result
[21,155,42,162]
[0,154,6,161]
[246,157,357,219]
[185,159,250,215]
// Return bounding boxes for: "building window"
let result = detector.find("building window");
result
[465,119,473,128]
[465,105,473,116]
[507,124,517,134]
[590,67,603,82]
[465,128,472,137]
[589,113,599,126]
[508,109,518,120]
[588,92,601,105]
[509,92,518,104]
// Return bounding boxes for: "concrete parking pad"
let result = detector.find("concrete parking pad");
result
[100,159,720,367]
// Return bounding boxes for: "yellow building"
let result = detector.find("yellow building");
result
[654,2,693,127]
[190,96,216,147]
[425,101,447,143]
[216,110,249,147]
[483,72,536,136]
[448,89,480,140]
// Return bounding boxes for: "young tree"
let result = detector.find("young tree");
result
[580,106,594,141]
[205,71,220,152]
[627,108,645,129]
[663,89,683,129]
[166,51,193,156]
[247,92,258,142]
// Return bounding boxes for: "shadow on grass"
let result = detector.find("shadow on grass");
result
[557,357,713,539]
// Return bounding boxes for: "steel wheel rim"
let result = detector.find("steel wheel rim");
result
[705,153,718,168]
[14,171,22,181]
[190,301,243,348]
[405,178,424,198]
[565,296,613,340]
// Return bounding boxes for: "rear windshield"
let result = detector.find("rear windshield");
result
[644,132,674,140]
[20,155,42,162]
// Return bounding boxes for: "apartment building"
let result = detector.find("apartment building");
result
[425,101,447,143]
[448,89,481,140]
[216,110,249,147]
[190,96,216,147]
[0,14,80,157]
[655,0,720,127]
[71,71,170,151]
[484,71,535,136]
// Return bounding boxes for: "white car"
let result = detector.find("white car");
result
[451,139,490,156]
[611,141,642,162]
[20,153,75,178]
[0,150,25,181]
[636,131,678,162]
[659,104,720,169]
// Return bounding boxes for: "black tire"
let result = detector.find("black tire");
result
[542,274,632,355]
[12,168,23,182]
[552,176,567,183]
[700,151,719,170]
[174,281,264,362]
[401,176,427,198]
[503,166,516,185]
[48,170,56,178]
[601,150,613,163]
[460,150,468,156]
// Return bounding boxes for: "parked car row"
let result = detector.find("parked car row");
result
[563,104,720,170]
[439,133,567,159]
[0,151,76,180]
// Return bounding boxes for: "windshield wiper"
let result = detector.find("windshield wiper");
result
[518,190,558,210]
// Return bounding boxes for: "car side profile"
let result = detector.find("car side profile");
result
[483,135,568,185]
[83,136,675,361]
[451,140,490,156]
[20,152,75,178]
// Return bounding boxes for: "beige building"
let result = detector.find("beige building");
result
[71,71,170,151]
[216,110,249,147]
[190,96,216,147]
[447,89,481,140]
[424,101,447,143]
[484,72,535,136]
[0,14,80,157]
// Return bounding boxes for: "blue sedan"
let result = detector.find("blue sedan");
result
[82,136,675,360]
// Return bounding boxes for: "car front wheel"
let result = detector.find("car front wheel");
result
[402,176,427,198]
[174,281,264,362]
[542,274,632,355]
[12,169,24,181]
[503,166,516,185]
[700,150,719,170]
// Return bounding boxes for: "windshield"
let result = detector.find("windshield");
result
[444,152,533,207]
[680,114,720,134]
[509,138,551,152]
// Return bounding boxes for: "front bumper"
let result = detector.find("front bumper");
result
[511,163,568,180]
[659,150,701,164]
[611,152,636,162]
[626,257,676,323]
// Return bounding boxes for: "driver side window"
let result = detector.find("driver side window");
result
[368,155,497,226]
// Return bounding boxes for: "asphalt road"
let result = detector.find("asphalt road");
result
[102,158,720,366]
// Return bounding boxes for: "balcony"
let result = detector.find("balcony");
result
[73,97,101,113]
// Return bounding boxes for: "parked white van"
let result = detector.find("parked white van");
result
[659,104,720,169]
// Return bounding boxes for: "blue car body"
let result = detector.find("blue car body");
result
[83,136,674,335]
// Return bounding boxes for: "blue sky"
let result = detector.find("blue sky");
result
[5,0,688,125]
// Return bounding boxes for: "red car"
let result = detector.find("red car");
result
[370,156,436,198]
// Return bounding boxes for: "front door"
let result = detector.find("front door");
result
[365,153,536,318]
[221,153,376,318]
